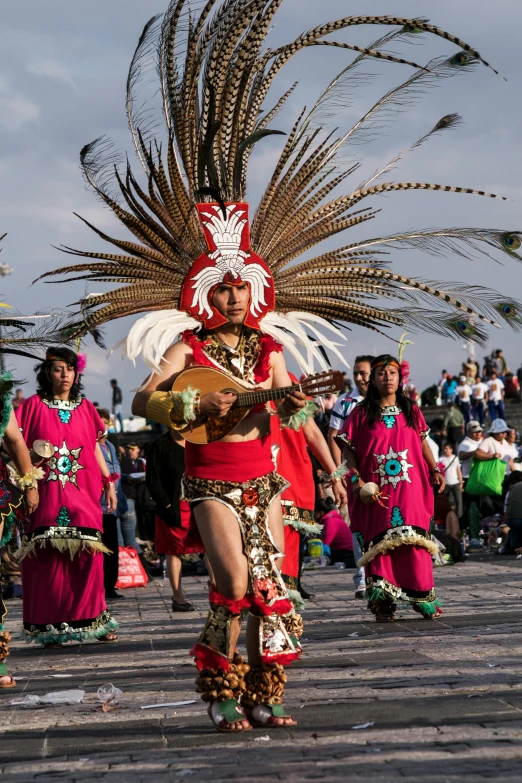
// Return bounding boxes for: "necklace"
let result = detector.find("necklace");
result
[210,330,248,377]
[380,404,402,430]
[41,396,83,424]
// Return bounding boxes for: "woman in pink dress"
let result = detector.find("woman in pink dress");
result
[16,348,119,646]
[337,355,445,622]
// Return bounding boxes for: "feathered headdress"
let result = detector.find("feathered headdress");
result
[39,2,522,375]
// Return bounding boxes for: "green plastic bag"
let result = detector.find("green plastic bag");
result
[466,458,506,496]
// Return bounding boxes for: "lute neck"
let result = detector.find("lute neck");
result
[233,383,301,410]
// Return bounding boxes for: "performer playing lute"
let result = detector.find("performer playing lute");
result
[132,280,345,732]
[40,0,522,733]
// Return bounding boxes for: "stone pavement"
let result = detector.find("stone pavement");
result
[2,554,522,782]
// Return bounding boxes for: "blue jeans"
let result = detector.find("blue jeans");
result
[117,497,142,554]
[472,401,486,426]
[459,401,471,424]
[488,400,505,421]
[351,534,365,591]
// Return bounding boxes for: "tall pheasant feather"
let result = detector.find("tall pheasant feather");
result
[38,1,521,373]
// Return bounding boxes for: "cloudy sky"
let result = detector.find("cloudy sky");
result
[1,1,521,413]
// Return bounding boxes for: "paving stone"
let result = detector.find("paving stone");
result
[2,558,522,779]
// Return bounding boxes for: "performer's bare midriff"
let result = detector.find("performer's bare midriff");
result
[133,282,305,730]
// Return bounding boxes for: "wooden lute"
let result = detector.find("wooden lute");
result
[172,365,343,444]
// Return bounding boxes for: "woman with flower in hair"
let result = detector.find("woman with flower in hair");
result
[16,347,118,646]
[337,354,445,623]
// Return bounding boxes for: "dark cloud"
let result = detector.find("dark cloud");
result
[1,1,521,411]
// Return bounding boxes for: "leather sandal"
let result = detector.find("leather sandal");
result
[208,699,252,733]
[245,703,297,728]
[0,675,16,689]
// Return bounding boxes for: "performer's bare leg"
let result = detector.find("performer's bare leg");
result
[193,500,250,731]
[166,555,187,603]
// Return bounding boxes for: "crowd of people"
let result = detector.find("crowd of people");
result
[2,342,521,721]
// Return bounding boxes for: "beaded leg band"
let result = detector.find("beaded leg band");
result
[190,587,250,672]
[195,652,250,704]
[249,610,300,666]
[282,612,304,653]
[0,630,11,676]
[242,663,287,709]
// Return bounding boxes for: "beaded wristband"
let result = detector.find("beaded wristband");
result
[15,466,45,491]
[323,461,351,487]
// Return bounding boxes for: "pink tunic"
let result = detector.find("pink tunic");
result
[338,404,438,605]
[16,395,117,643]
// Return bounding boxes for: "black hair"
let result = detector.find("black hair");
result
[110,379,118,384]
[354,354,375,366]
[360,353,415,428]
[96,407,111,421]
[35,346,84,401]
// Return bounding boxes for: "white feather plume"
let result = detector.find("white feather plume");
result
[260,311,349,376]
[122,309,200,374]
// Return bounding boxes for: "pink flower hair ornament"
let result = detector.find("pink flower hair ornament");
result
[76,353,87,375]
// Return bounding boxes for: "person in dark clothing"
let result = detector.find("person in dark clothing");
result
[97,409,123,601]
[120,443,153,578]
[110,379,124,433]
[146,432,204,611]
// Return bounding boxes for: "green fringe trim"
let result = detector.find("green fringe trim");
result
[283,518,323,536]
[280,400,318,431]
[0,371,13,441]
[366,586,441,613]
[22,617,119,646]
[179,385,200,423]
[366,586,388,605]
[0,515,16,547]
[287,589,306,612]
[329,460,349,482]
[416,598,443,616]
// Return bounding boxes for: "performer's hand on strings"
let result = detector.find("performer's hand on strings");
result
[200,391,237,418]
[282,389,307,414]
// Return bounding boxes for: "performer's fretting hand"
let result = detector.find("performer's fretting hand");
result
[282,389,307,414]
[200,391,238,418]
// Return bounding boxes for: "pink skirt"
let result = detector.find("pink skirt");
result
[22,548,117,644]
[366,545,436,602]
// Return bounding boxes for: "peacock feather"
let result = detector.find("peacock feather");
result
[36,2,521,373]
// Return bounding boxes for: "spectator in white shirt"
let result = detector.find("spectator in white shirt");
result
[475,419,515,474]
[458,421,484,481]
[504,429,520,475]
[456,376,472,424]
[459,420,485,528]
[471,376,489,426]
[487,371,505,421]
[440,443,463,518]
